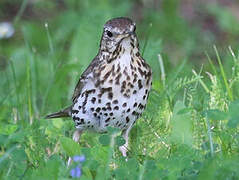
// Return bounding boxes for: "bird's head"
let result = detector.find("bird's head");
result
[100,17,137,53]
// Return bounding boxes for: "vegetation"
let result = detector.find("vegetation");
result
[0,0,239,179]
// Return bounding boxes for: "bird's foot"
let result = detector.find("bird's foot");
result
[67,129,82,167]
[119,144,128,157]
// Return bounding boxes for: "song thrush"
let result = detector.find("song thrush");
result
[46,17,152,158]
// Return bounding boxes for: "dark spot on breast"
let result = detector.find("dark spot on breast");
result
[98,99,101,103]
[95,80,100,87]
[138,103,144,109]
[138,67,145,77]
[130,63,133,70]
[121,81,126,93]
[108,92,113,99]
[115,73,122,85]
[88,89,96,94]
[103,70,111,81]
[101,87,113,94]
[113,106,119,110]
[90,107,94,111]
[102,107,107,111]
[132,111,138,116]
[123,67,129,77]
[143,95,146,100]
[127,108,130,113]
[123,93,130,98]
[113,100,118,104]
[133,103,137,107]
[96,107,101,112]
[109,112,113,116]
[105,117,110,123]
[122,102,127,107]
[73,116,80,121]
[126,116,130,123]
[72,109,79,114]
[116,64,120,73]
[128,82,134,88]
[133,74,137,83]
[138,80,143,89]
[80,118,85,124]
[136,60,141,67]
[112,65,115,75]
[133,90,137,94]
[106,102,111,106]
[91,97,96,104]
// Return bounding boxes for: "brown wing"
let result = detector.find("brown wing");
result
[72,55,100,103]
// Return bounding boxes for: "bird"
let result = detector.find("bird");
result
[46,17,152,159]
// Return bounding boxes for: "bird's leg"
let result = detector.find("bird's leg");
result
[67,129,82,167]
[119,125,133,157]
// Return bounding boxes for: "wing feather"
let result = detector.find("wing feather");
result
[72,55,100,102]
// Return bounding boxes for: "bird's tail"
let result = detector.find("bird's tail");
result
[45,106,72,119]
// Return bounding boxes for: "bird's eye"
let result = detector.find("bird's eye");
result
[106,30,113,37]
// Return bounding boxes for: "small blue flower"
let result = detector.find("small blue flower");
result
[70,166,82,178]
[73,155,86,163]
[70,155,85,178]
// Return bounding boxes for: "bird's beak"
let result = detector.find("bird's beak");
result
[116,31,135,40]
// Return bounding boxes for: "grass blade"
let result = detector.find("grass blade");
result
[213,45,233,101]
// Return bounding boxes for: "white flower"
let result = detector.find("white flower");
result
[0,22,14,39]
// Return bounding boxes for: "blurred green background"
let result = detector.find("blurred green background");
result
[0,0,239,179]
[1,0,239,116]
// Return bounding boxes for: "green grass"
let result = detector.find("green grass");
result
[0,0,239,179]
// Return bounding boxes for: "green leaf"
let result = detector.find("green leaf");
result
[0,124,17,135]
[106,126,120,134]
[228,101,239,117]
[177,108,193,115]
[114,167,128,180]
[31,158,61,180]
[52,119,64,129]
[204,109,228,120]
[115,136,125,146]
[228,116,239,128]
[170,101,193,146]
[60,137,81,156]
[98,134,110,146]
[227,101,239,128]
